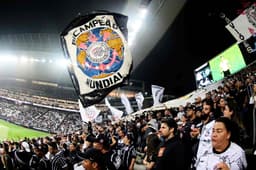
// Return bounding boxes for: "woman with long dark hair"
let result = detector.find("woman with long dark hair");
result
[143,133,161,170]
[223,100,247,147]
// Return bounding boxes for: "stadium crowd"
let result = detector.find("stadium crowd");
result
[0,99,83,134]
[1,63,256,169]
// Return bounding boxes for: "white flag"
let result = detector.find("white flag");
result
[151,85,165,106]
[225,3,256,42]
[95,115,103,124]
[120,94,134,114]
[105,98,123,121]
[135,92,144,110]
[61,12,133,108]
[78,100,100,123]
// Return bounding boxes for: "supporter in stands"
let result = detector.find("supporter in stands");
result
[93,135,121,170]
[0,144,4,169]
[177,112,188,135]
[30,144,50,170]
[202,92,214,108]
[0,142,14,170]
[116,126,126,150]
[154,118,186,170]
[47,141,68,170]
[145,112,158,136]
[180,104,201,169]
[147,112,158,128]
[194,97,203,110]
[175,105,185,122]
[14,141,33,170]
[155,111,163,122]
[143,133,161,170]
[105,124,116,144]
[139,120,157,156]
[83,134,95,152]
[191,101,215,169]
[251,82,256,155]
[214,97,227,119]
[126,122,138,146]
[248,82,256,145]
[66,142,81,169]
[119,132,136,170]
[81,148,106,170]
[163,109,173,118]
[195,106,202,119]
[136,122,147,155]
[196,117,247,170]
[223,100,248,147]
[30,145,42,170]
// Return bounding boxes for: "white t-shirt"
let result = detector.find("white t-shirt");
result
[196,142,247,170]
[197,121,215,158]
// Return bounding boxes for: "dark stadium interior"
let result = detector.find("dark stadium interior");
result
[0,0,254,98]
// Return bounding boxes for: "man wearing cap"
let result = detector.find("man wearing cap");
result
[14,141,33,170]
[81,148,105,170]
[155,118,186,170]
[93,135,121,170]
[180,104,201,169]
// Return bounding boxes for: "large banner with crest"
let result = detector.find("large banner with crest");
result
[61,11,132,107]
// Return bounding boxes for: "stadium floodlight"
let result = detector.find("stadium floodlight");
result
[41,58,46,63]
[139,8,148,19]
[131,19,143,34]
[20,56,29,63]
[56,58,70,67]
[0,54,18,64]
[33,58,40,62]
[29,57,34,62]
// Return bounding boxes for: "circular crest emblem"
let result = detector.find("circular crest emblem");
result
[87,42,110,63]
[76,27,124,79]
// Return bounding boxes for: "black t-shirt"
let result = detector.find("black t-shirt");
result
[155,136,186,170]
[103,149,121,170]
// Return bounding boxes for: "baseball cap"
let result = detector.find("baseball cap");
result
[21,141,31,152]
[79,148,105,166]
[147,119,158,131]
[93,134,110,148]
[86,134,95,143]
[184,104,196,112]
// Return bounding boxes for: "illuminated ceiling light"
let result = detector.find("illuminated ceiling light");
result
[20,56,28,63]
[33,58,40,62]
[49,59,53,63]
[0,54,16,62]
[57,58,70,67]
[138,8,148,19]
[41,59,46,63]
[131,19,143,33]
